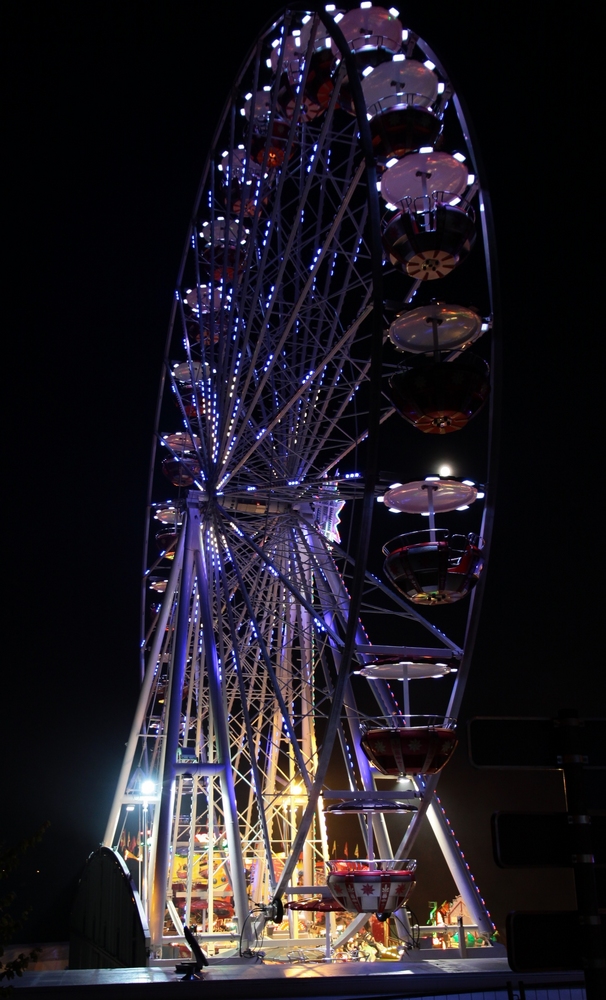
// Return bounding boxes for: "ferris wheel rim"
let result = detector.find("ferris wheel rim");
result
[113,5,502,954]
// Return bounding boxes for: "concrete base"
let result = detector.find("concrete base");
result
[10,955,585,998]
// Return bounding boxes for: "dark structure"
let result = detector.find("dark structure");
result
[70,847,149,969]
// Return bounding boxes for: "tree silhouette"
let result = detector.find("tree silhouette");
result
[1,823,49,995]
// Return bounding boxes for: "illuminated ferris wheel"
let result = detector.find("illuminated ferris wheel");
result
[103,3,499,959]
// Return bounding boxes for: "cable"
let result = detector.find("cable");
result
[238,902,272,958]
[404,907,421,950]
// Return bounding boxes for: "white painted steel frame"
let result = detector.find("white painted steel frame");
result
[105,6,499,954]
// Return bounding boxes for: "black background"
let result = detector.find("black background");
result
[2,0,599,945]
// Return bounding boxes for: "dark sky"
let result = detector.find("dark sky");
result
[3,0,599,945]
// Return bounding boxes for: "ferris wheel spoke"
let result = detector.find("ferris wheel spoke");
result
[219,307,372,487]
[211,177,376,484]
[216,169,368,483]
[218,520,341,813]
[326,536,465,655]
[301,559,390,730]
[212,85,350,419]
[320,404,396,476]
[299,531,397,730]
[171,305,212,462]
[283,316,375,478]
[222,513,344,648]
[238,358,378,485]
[223,536,317,791]
[296,352,378,480]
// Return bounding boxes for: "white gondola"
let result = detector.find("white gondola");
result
[362,58,438,114]
[331,6,402,57]
[381,150,469,204]
[388,302,486,354]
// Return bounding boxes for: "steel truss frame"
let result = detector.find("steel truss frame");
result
[104,6,499,955]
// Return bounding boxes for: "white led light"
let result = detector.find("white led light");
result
[389,7,400,16]
[334,12,344,22]
[419,146,434,153]
[402,28,409,39]
[376,180,382,190]
[325,3,336,9]
[424,59,436,70]
[302,14,311,23]
[467,173,475,184]
[377,496,385,503]
[362,65,374,76]
[386,156,399,168]
[389,482,402,489]
[367,112,372,120]
[244,92,253,100]
[265,58,272,68]
[420,511,430,517]
[456,505,469,511]
[437,81,445,94]
[361,2,372,7]
[462,479,475,486]
[263,85,272,92]
[476,491,485,499]
[384,202,397,211]
[453,152,466,162]
[481,322,489,332]
[393,53,405,61]
[292,29,301,35]
[388,507,401,513]
[425,475,440,481]
[271,38,280,48]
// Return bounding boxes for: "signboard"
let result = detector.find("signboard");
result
[492,812,606,872]
[467,713,606,993]
[506,911,583,972]
[468,717,606,769]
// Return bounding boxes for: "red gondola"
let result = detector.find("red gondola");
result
[326,860,416,918]
[362,59,442,158]
[371,105,442,159]
[388,353,490,434]
[360,717,458,776]
[199,219,247,281]
[252,118,295,168]
[161,455,201,488]
[384,194,475,280]
[383,528,484,604]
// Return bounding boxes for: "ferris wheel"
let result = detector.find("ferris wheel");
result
[102,3,499,959]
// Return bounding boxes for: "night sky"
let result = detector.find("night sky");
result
[3,0,599,947]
